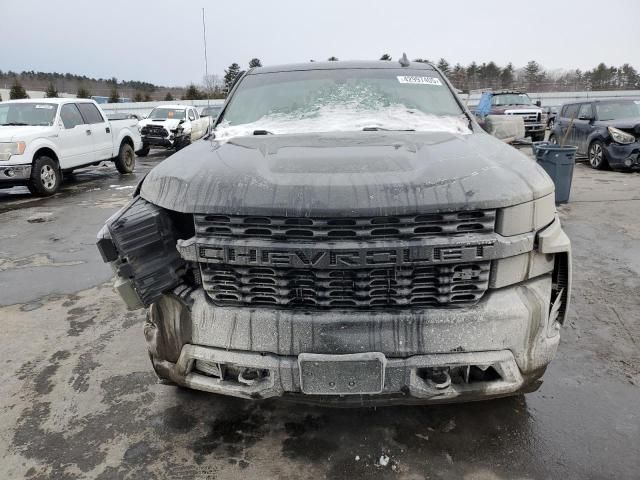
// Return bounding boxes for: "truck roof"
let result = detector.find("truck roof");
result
[151,104,194,109]
[251,60,437,75]
[1,98,97,104]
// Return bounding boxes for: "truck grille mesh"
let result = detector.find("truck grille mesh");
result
[194,211,495,240]
[201,262,491,309]
[141,125,169,138]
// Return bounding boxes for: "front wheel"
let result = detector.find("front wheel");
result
[588,140,608,170]
[548,119,555,130]
[548,134,558,145]
[28,156,61,196]
[115,143,135,174]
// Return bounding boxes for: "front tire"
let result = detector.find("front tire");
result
[588,140,608,170]
[115,143,135,174]
[28,156,60,196]
[548,134,558,145]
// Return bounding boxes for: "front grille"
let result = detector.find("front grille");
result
[201,262,490,309]
[505,112,541,123]
[194,211,495,240]
[142,125,169,137]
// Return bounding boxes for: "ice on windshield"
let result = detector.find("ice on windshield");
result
[214,104,470,143]
[214,77,471,142]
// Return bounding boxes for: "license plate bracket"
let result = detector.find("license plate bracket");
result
[298,352,386,395]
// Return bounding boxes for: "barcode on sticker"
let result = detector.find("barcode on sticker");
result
[397,76,442,85]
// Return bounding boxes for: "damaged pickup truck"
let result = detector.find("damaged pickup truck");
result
[97,60,571,405]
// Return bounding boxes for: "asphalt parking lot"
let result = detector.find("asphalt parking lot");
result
[0,149,639,480]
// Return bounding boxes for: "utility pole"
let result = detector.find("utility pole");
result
[202,7,210,108]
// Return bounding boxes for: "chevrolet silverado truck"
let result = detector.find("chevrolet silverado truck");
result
[136,104,209,156]
[0,98,142,195]
[475,90,547,141]
[97,60,572,405]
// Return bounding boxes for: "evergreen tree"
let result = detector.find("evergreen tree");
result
[327,56,339,61]
[9,80,28,99]
[144,94,152,102]
[45,82,58,98]
[76,86,90,98]
[108,86,120,103]
[224,63,241,92]
[184,84,203,100]
[380,54,392,61]
[164,92,174,101]
[524,60,543,90]
[248,58,262,68]
[500,63,515,89]
[134,92,144,102]
[436,58,450,75]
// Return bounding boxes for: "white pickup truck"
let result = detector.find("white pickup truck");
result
[0,98,142,196]
[137,104,209,156]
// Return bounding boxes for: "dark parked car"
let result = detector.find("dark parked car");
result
[550,99,640,170]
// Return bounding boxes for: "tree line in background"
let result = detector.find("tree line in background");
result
[2,57,639,103]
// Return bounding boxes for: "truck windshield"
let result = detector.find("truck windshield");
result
[0,102,58,126]
[216,68,469,138]
[491,94,532,106]
[595,100,640,121]
[148,108,186,120]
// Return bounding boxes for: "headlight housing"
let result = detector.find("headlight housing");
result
[608,126,635,145]
[495,194,556,236]
[0,141,26,161]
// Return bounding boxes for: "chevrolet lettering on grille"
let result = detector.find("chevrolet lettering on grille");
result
[197,242,495,269]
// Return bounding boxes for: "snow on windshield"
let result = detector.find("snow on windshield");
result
[214,75,471,143]
[214,105,470,143]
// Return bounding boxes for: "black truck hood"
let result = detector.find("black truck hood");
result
[140,131,553,216]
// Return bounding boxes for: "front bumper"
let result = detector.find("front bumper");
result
[145,274,560,405]
[524,123,545,133]
[605,141,640,170]
[0,163,32,187]
[157,345,535,406]
[142,135,174,148]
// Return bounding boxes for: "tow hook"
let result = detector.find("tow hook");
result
[425,367,452,390]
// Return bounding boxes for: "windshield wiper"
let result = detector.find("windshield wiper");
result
[253,129,273,135]
[0,122,29,126]
[362,127,415,131]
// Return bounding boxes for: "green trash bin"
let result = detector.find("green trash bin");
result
[532,143,577,204]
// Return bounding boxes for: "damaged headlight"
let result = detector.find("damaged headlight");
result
[495,194,555,236]
[0,141,26,160]
[608,127,635,145]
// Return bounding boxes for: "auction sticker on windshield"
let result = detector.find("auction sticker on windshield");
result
[397,76,442,85]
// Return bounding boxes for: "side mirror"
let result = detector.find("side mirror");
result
[578,115,593,121]
[201,113,209,117]
[535,100,542,107]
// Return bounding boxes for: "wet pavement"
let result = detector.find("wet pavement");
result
[0,150,638,479]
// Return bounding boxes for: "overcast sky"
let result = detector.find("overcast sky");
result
[2,0,639,87]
